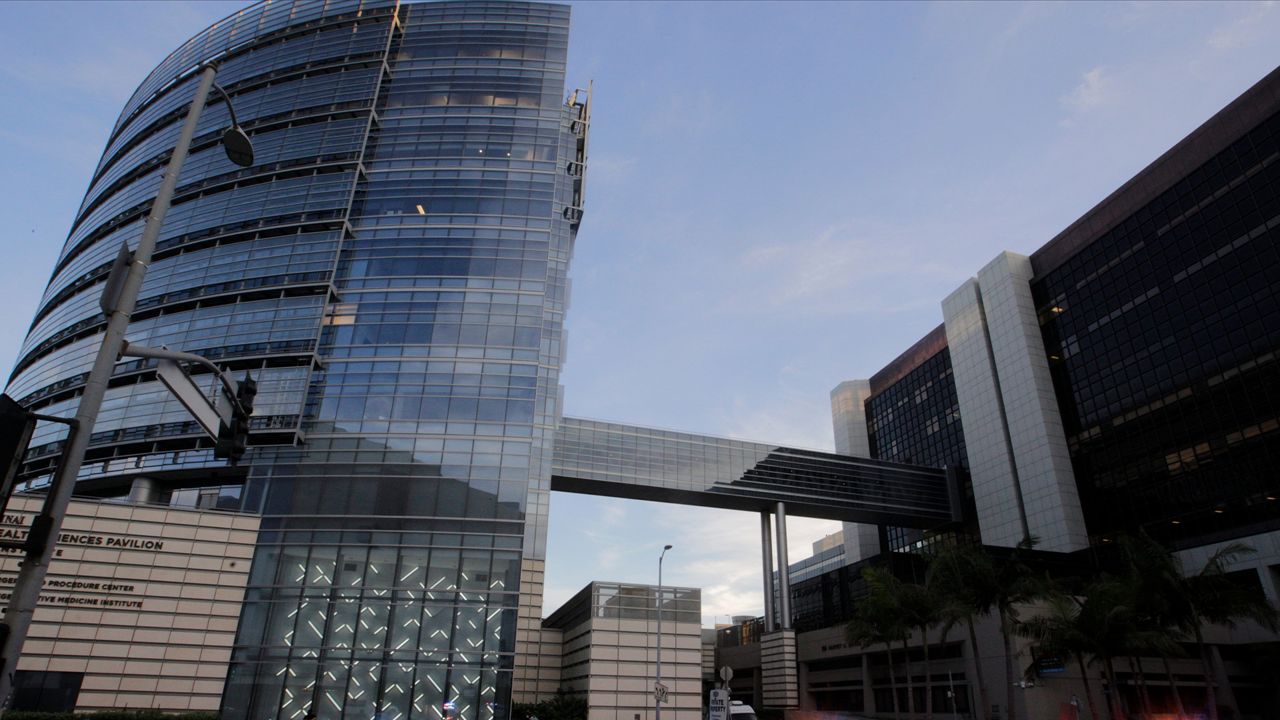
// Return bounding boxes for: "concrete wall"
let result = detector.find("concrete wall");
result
[514,558,564,703]
[558,616,703,720]
[0,495,258,712]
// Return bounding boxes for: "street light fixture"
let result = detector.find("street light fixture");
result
[0,61,254,709]
[211,80,254,168]
[656,544,673,720]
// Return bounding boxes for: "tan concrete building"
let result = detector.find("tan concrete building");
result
[0,495,258,712]
[542,583,702,720]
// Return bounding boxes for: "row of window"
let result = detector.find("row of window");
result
[1033,110,1280,540]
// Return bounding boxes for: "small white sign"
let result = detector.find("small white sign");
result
[654,682,669,704]
[156,359,225,439]
[708,689,729,720]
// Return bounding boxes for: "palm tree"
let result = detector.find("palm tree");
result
[1118,533,1192,719]
[1184,543,1279,720]
[898,579,941,720]
[1016,590,1102,720]
[928,542,995,720]
[1118,534,1279,720]
[990,538,1042,720]
[926,539,1040,720]
[847,566,910,720]
[847,613,901,720]
[1019,576,1178,720]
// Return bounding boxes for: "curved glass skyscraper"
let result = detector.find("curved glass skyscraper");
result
[5,1,588,718]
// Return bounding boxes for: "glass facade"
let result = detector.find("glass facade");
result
[864,348,972,553]
[865,348,966,471]
[541,582,701,631]
[784,543,845,584]
[552,418,956,527]
[5,2,586,720]
[1033,108,1280,546]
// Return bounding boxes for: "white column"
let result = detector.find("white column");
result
[943,278,1029,548]
[761,512,776,632]
[830,380,872,456]
[775,502,791,630]
[976,252,1089,553]
[943,252,1089,553]
[830,380,882,562]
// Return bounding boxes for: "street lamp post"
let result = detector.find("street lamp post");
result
[656,544,673,720]
[0,62,253,711]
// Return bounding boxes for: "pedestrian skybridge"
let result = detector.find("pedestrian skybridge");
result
[551,417,961,528]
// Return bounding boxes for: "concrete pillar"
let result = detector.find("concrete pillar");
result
[863,652,877,715]
[760,629,798,709]
[1209,645,1239,719]
[1257,563,1280,605]
[775,502,791,630]
[830,380,872,457]
[942,252,1089,552]
[128,477,158,504]
[761,511,775,632]
[975,252,1088,552]
[831,380,882,564]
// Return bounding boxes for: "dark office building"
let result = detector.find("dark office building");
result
[5,1,588,719]
[837,66,1280,559]
[795,63,1280,720]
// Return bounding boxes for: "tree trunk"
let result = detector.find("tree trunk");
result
[902,638,917,716]
[1160,654,1187,720]
[886,641,901,720]
[920,624,932,720]
[1000,607,1018,720]
[1077,656,1101,720]
[1103,656,1125,720]
[966,616,990,720]
[1195,623,1219,720]
[1129,655,1152,718]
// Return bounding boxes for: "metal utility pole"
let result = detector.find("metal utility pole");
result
[0,63,252,710]
[655,544,673,720]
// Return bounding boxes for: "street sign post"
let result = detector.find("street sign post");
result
[708,689,729,720]
[653,682,668,705]
[719,666,734,686]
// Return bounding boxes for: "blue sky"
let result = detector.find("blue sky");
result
[0,1,1277,625]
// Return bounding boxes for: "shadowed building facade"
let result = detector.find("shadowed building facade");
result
[835,65,1280,560]
[815,66,1280,720]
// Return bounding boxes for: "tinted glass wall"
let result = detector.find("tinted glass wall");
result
[864,349,971,552]
[865,349,966,471]
[1033,110,1280,546]
[5,2,585,720]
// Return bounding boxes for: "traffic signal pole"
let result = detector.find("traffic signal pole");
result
[0,65,219,711]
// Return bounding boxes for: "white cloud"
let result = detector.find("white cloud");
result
[1207,1,1276,50]
[544,496,846,626]
[728,220,964,318]
[717,389,834,451]
[784,517,843,566]
[1061,66,1111,112]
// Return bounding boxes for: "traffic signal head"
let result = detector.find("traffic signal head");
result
[236,372,257,418]
[214,417,248,464]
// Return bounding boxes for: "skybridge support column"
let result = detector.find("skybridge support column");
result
[760,511,775,632]
[774,502,791,630]
[761,504,798,709]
